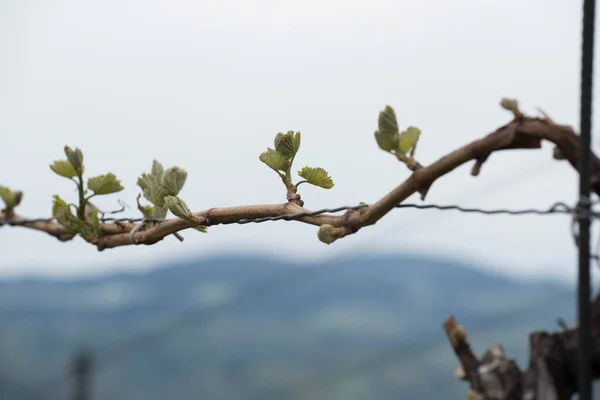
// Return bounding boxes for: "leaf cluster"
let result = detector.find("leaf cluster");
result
[0,186,23,213]
[52,195,100,236]
[259,131,334,199]
[137,160,206,231]
[374,106,421,163]
[49,146,124,236]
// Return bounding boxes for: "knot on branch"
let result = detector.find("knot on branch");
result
[287,194,304,207]
[203,208,217,225]
[1,208,15,221]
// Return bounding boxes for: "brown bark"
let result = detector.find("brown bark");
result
[444,292,600,399]
[2,108,599,251]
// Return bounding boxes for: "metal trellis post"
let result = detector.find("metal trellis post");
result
[579,0,596,399]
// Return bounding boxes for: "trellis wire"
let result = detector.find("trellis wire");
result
[1,200,597,227]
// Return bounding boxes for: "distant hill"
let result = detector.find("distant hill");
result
[0,253,593,399]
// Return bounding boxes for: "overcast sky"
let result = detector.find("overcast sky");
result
[0,0,598,282]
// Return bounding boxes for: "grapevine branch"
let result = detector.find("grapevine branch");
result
[1,100,599,252]
[444,291,600,399]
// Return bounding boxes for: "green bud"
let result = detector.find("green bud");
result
[500,98,519,112]
[164,195,194,221]
[451,325,467,345]
[0,186,23,210]
[164,195,207,232]
[0,186,11,207]
[64,146,84,170]
[274,131,301,158]
[317,224,345,244]
[12,191,23,208]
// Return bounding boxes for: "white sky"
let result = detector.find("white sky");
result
[0,0,598,282]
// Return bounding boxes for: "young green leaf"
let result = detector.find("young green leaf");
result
[87,173,124,195]
[374,130,398,152]
[50,160,78,179]
[398,127,421,155]
[142,205,154,216]
[52,195,69,218]
[153,204,169,220]
[151,159,165,181]
[138,160,165,192]
[138,161,168,206]
[0,186,11,207]
[164,195,207,232]
[274,131,301,158]
[89,209,101,234]
[164,195,193,220]
[84,203,102,235]
[84,202,100,219]
[0,186,22,210]
[137,172,154,190]
[137,173,153,191]
[52,195,92,235]
[374,106,400,152]
[163,167,188,196]
[259,148,289,173]
[12,191,23,208]
[298,166,335,189]
[64,146,84,170]
[378,106,399,136]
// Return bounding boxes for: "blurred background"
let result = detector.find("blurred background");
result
[1,0,600,399]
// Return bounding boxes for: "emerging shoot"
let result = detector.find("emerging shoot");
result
[259,130,334,202]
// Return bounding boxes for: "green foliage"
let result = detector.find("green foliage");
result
[274,131,301,158]
[259,148,289,173]
[374,105,422,163]
[398,126,421,157]
[374,130,398,152]
[259,131,301,178]
[164,196,207,232]
[64,146,84,170]
[87,173,124,195]
[0,186,23,211]
[50,146,85,179]
[260,131,334,198]
[83,202,102,235]
[137,160,191,221]
[163,167,188,196]
[374,106,399,152]
[297,167,334,189]
[500,98,519,112]
[52,195,93,236]
[50,160,79,179]
[49,145,124,236]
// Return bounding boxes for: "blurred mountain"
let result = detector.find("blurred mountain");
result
[0,253,589,399]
